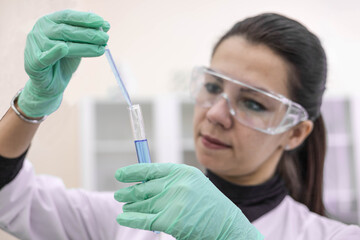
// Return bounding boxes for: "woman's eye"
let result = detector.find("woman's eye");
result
[243,99,267,112]
[204,83,222,94]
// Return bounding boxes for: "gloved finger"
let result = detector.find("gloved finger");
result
[47,10,107,29]
[116,212,159,232]
[101,21,111,32]
[25,41,69,70]
[121,198,163,215]
[39,42,69,66]
[114,180,164,203]
[45,22,109,45]
[115,163,175,183]
[66,42,105,57]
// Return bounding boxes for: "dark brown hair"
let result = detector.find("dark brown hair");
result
[212,13,327,215]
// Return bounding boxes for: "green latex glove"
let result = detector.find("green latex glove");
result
[114,163,264,240]
[18,10,110,117]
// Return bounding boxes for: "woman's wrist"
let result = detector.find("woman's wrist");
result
[15,102,43,120]
[11,89,47,124]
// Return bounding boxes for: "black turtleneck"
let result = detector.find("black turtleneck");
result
[0,149,28,190]
[207,169,288,222]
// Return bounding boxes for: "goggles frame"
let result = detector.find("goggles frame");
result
[190,66,309,135]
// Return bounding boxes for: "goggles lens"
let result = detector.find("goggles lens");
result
[190,66,308,134]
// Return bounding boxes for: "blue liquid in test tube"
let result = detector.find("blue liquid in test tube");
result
[135,139,151,164]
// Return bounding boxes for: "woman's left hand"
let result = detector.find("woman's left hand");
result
[114,163,263,240]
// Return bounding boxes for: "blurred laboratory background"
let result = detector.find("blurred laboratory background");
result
[1,0,359,239]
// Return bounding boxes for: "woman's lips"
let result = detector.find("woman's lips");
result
[201,135,231,150]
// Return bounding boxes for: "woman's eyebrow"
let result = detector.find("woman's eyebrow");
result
[239,86,271,95]
[213,75,224,83]
[210,69,272,93]
[239,88,266,98]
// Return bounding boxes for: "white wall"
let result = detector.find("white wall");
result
[1,0,359,239]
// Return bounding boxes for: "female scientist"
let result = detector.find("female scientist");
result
[0,10,359,240]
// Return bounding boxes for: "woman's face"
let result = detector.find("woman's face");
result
[193,36,293,185]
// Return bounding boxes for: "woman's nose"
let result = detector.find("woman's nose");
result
[206,94,233,129]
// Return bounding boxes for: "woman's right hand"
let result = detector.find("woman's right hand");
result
[114,163,264,240]
[18,10,110,118]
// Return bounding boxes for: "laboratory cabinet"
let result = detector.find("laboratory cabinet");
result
[80,95,360,225]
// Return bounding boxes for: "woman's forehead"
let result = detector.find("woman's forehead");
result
[210,36,291,98]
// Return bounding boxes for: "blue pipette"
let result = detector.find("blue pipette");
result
[103,47,132,106]
[100,27,131,106]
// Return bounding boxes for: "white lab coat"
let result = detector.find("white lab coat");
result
[0,160,359,240]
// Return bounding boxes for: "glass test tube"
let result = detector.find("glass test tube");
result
[128,104,152,164]
[129,105,160,234]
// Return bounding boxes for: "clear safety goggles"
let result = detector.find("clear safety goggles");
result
[190,66,308,135]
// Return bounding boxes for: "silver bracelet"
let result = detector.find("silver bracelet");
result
[10,89,47,124]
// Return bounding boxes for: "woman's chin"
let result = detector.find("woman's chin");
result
[197,156,225,172]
